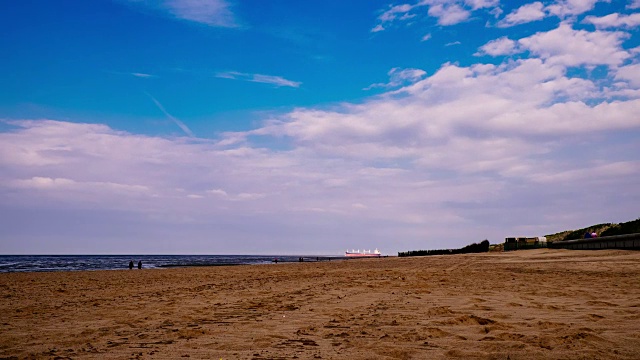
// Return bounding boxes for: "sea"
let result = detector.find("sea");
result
[0,255,344,273]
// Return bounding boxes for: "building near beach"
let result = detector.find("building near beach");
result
[504,236,547,251]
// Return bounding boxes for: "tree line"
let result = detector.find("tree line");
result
[398,239,490,257]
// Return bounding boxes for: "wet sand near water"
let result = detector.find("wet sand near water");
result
[1,249,639,359]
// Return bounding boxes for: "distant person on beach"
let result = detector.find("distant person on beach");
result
[591,232,598,238]
[129,260,134,269]
[584,232,592,239]
[138,260,142,269]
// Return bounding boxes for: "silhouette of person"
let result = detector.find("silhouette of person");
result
[138,260,142,269]
[129,260,134,270]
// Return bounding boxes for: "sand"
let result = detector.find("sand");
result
[1,249,639,359]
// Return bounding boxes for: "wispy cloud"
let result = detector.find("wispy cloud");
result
[364,67,426,90]
[12,176,150,194]
[125,0,238,27]
[207,188,266,201]
[145,93,195,137]
[371,24,385,33]
[106,70,157,78]
[216,71,301,88]
[131,72,156,78]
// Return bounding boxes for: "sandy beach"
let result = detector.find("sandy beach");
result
[1,249,639,359]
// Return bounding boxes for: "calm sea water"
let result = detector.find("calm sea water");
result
[0,255,344,273]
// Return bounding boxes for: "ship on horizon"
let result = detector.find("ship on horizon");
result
[345,248,381,257]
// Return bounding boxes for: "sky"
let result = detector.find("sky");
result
[1,0,639,255]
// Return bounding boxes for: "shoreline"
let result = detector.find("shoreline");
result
[0,254,356,274]
[0,255,379,274]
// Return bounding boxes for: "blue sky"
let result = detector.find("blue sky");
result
[1,0,639,254]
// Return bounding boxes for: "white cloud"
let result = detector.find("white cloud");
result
[421,33,432,41]
[216,71,301,88]
[207,188,229,197]
[476,36,519,56]
[13,176,76,189]
[257,59,627,157]
[464,0,500,10]
[615,63,640,87]
[517,23,631,67]
[428,3,471,25]
[545,0,604,18]
[583,13,640,29]
[486,99,640,134]
[498,2,546,27]
[629,0,640,9]
[478,23,632,67]
[494,0,612,26]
